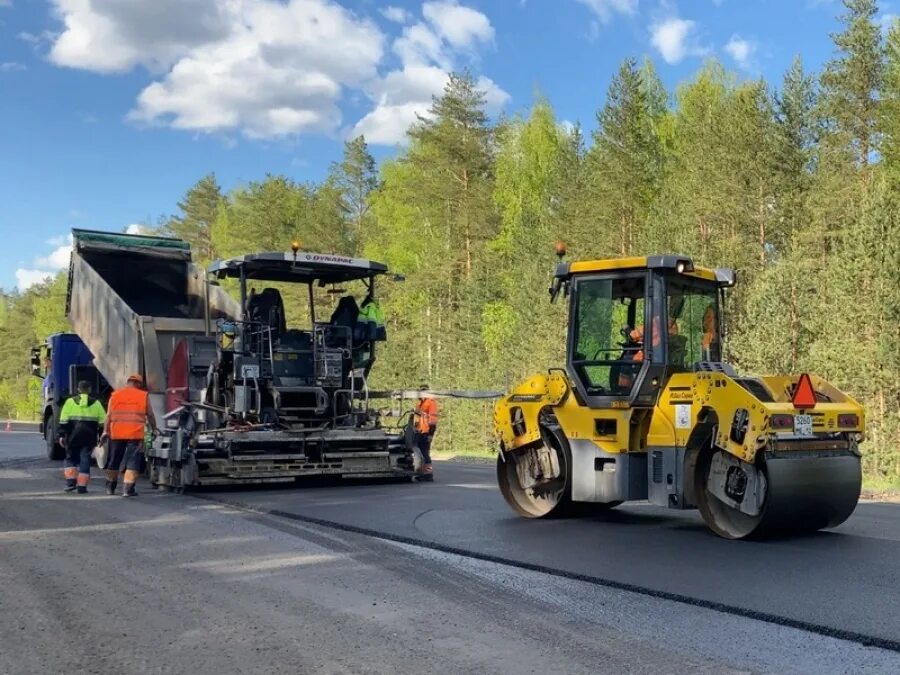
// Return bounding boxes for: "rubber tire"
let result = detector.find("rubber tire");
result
[45,416,64,461]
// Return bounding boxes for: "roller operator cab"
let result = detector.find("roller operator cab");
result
[494,254,865,539]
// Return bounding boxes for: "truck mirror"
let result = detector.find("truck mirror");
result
[29,348,43,378]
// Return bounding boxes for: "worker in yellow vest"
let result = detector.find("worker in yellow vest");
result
[102,373,154,497]
[58,380,106,494]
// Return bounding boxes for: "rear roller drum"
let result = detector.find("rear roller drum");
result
[695,447,862,540]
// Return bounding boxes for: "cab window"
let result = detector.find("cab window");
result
[571,276,646,395]
[665,279,721,368]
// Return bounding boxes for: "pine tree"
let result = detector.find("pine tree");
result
[164,174,224,262]
[587,58,664,256]
[880,20,900,177]
[330,136,378,254]
[820,0,883,172]
[775,56,818,247]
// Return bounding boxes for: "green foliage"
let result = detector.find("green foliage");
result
[1,3,898,482]
[331,136,378,254]
[162,173,223,263]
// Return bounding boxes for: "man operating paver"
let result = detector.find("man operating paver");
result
[58,379,106,494]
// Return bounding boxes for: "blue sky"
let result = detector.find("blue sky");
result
[0,0,896,291]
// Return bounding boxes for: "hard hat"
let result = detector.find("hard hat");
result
[126,373,144,385]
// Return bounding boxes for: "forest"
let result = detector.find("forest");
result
[1,0,897,485]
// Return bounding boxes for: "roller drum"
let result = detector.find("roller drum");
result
[697,446,862,540]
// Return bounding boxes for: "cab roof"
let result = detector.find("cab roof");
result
[208,251,388,284]
[555,254,735,286]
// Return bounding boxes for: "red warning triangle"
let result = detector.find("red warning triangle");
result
[792,373,817,409]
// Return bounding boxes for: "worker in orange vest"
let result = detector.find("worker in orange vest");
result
[618,316,678,390]
[413,386,439,482]
[101,373,154,497]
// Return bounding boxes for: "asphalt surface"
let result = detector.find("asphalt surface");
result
[2,431,899,674]
[0,422,42,461]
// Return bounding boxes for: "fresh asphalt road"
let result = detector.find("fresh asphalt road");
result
[202,462,900,647]
[2,431,900,674]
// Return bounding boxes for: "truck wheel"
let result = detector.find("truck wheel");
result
[45,418,64,461]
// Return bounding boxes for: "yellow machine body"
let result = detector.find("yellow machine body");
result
[494,254,864,539]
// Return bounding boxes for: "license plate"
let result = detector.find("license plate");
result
[794,414,813,436]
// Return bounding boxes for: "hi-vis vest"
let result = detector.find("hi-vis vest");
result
[108,387,149,440]
[415,397,438,434]
[357,298,387,342]
[59,394,106,447]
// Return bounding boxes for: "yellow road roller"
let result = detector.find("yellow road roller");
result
[494,252,864,539]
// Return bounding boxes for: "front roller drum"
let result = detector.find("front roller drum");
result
[497,427,621,519]
[696,447,862,540]
[497,436,572,518]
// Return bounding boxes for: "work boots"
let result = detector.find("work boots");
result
[105,480,117,496]
[123,484,138,498]
[76,486,88,494]
[64,483,77,493]
[418,463,434,482]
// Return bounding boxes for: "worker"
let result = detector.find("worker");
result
[413,386,438,482]
[357,294,387,342]
[219,320,237,351]
[618,316,678,389]
[701,304,718,360]
[58,380,106,494]
[103,373,154,497]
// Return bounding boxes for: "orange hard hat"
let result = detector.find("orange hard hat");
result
[126,373,144,385]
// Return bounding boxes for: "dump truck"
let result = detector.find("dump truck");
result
[493,252,864,539]
[66,229,415,489]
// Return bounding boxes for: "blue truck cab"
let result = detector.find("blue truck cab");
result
[31,333,111,460]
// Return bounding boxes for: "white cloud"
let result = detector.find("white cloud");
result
[422,0,494,50]
[45,0,505,144]
[650,17,706,64]
[16,234,73,289]
[355,1,506,145]
[35,236,73,270]
[125,224,147,234]
[575,0,638,23]
[381,6,410,24]
[394,22,450,68]
[724,34,754,69]
[50,0,385,139]
[15,269,54,291]
[0,62,26,72]
[49,0,236,74]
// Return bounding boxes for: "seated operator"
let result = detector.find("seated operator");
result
[618,315,678,390]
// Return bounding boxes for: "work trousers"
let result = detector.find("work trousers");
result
[105,440,143,487]
[414,431,435,465]
[63,443,92,489]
